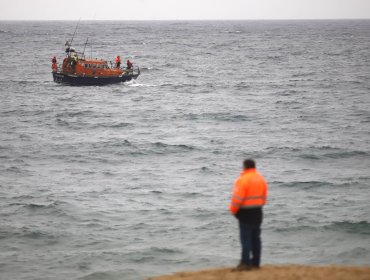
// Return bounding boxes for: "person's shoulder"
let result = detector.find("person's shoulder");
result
[255,171,268,184]
[235,175,243,184]
[238,172,252,185]
[235,172,247,185]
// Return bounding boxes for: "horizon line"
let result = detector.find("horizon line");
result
[1,18,370,21]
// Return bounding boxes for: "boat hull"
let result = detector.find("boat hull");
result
[52,72,139,86]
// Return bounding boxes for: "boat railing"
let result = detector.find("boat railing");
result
[107,61,140,74]
[123,66,140,75]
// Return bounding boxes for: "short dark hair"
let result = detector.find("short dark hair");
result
[243,159,256,169]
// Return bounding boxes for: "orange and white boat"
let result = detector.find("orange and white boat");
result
[51,31,140,86]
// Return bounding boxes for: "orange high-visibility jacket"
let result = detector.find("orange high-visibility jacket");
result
[229,168,268,215]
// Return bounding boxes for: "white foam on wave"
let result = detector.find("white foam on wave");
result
[124,79,157,87]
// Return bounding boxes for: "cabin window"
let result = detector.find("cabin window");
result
[84,64,88,68]
[93,64,96,68]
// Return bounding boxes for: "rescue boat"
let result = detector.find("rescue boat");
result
[51,38,140,86]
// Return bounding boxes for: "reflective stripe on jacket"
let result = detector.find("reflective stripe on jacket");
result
[229,168,268,215]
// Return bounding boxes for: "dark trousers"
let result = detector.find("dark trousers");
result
[238,221,261,267]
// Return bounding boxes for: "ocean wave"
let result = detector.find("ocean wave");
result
[186,166,216,174]
[234,81,251,89]
[180,112,251,122]
[152,142,195,151]
[7,80,46,85]
[181,192,209,198]
[21,229,57,240]
[55,111,94,118]
[109,141,197,156]
[101,139,132,148]
[77,270,135,280]
[320,150,369,159]
[273,221,370,235]
[337,247,370,259]
[77,271,114,280]
[267,54,283,60]
[300,148,369,160]
[148,246,183,255]
[14,201,74,219]
[5,166,24,174]
[273,181,333,189]
[260,146,369,160]
[291,72,315,78]
[323,51,342,56]
[103,122,132,128]
[23,201,53,209]
[324,221,370,235]
[10,195,35,200]
[272,179,370,189]
[25,203,52,209]
[149,190,163,194]
[0,226,63,242]
[273,224,313,233]
[129,254,156,263]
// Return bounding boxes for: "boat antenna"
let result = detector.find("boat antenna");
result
[67,18,81,47]
[82,37,89,58]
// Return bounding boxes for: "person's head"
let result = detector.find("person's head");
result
[243,159,256,170]
[117,55,120,58]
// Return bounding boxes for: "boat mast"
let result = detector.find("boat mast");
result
[69,18,81,47]
[82,37,89,59]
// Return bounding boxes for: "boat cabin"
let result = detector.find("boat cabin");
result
[62,55,126,77]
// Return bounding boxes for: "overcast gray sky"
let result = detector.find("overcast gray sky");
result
[0,0,369,20]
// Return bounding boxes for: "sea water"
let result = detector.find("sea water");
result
[0,20,369,280]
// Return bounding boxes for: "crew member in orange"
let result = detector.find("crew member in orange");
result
[229,159,268,271]
[126,59,133,70]
[51,56,58,72]
[115,55,121,68]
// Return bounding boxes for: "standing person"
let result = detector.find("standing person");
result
[51,56,57,72]
[71,53,78,69]
[115,55,121,68]
[229,159,268,271]
[126,59,133,70]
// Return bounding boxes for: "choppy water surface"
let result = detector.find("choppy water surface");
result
[0,20,369,280]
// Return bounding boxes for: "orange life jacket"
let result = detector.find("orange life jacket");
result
[229,168,268,214]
